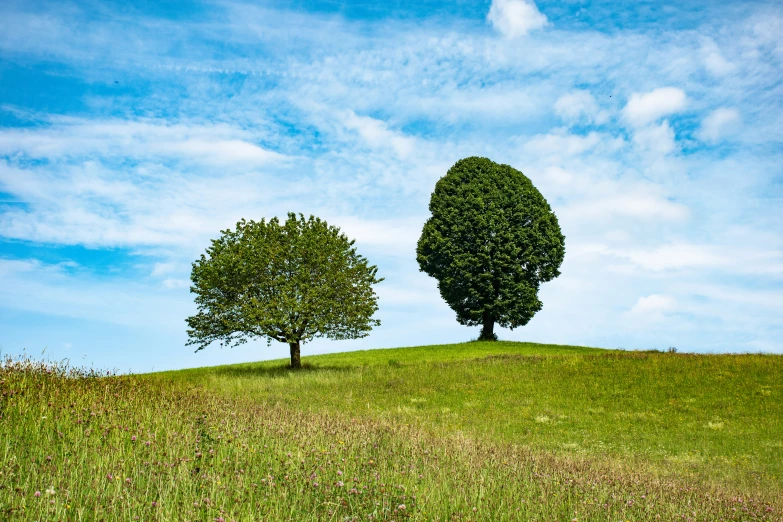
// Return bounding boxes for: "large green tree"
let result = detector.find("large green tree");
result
[417,157,565,341]
[186,213,383,368]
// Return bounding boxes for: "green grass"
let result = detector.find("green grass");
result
[163,342,783,495]
[2,341,782,520]
[180,340,606,369]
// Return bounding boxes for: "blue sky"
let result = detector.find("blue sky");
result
[1,0,781,372]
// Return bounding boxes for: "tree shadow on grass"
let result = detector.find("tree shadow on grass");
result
[206,362,356,379]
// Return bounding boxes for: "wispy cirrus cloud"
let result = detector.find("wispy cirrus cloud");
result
[696,107,741,143]
[0,118,287,165]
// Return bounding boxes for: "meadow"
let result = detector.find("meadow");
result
[1,341,781,520]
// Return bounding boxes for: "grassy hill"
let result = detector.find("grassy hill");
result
[2,341,781,520]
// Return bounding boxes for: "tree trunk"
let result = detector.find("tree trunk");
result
[479,311,495,341]
[289,341,302,369]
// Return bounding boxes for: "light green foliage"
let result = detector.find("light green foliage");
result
[417,157,565,339]
[186,213,382,366]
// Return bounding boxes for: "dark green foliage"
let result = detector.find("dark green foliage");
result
[417,157,565,339]
[186,213,383,367]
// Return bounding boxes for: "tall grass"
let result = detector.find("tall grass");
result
[2,353,779,520]
[165,345,783,498]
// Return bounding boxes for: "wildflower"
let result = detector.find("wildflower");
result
[397,504,406,511]
[145,441,151,447]
[45,487,55,496]
[107,474,114,480]
[34,491,41,497]
[336,481,344,487]
[125,478,131,484]
[131,435,137,442]
[215,518,225,522]
[337,470,343,476]
[152,501,158,507]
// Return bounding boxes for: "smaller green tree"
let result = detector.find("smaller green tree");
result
[186,213,383,368]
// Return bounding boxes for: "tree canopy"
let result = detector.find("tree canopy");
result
[186,213,383,368]
[416,157,565,340]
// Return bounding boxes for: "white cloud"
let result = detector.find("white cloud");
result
[523,131,603,158]
[632,121,677,155]
[625,244,721,271]
[487,0,548,39]
[696,108,741,143]
[701,38,736,76]
[151,262,178,277]
[542,166,574,185]
[554,90,609,125]
[561,191,689,222]
[0,158,299,249]
[341,111,417,159]
[329,216,424,255]
[628,294,676,316]
[162,278,190,289]
[618,243,782,274]
[158,139,282,164]
[0,118,287,166]
[623,88,687,127]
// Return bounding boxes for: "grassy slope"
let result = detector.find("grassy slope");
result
[3,342,781,521]
[172,340,606,372]
[162,341,783,495]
